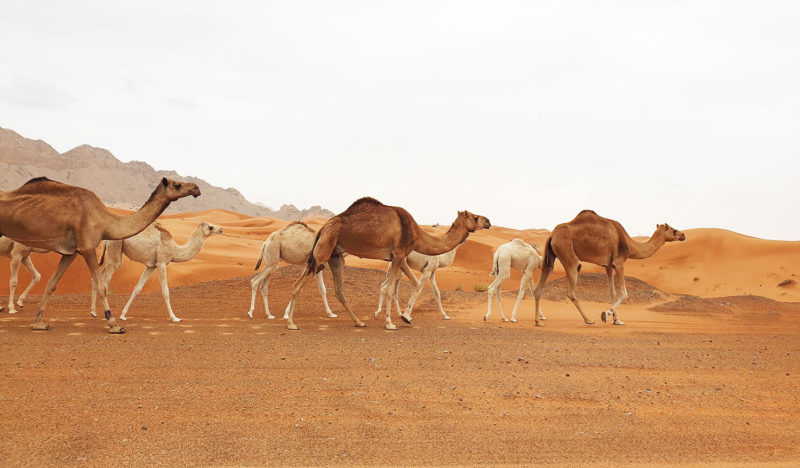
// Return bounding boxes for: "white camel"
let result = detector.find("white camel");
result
[0,237,47,314]
[485,238,546,323]
[247,222,337,320]
[374,246,461,322]
[90,221,223,322]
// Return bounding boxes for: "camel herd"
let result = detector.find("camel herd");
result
[0,177,686,334]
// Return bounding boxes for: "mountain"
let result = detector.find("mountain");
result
[0,127,333,220]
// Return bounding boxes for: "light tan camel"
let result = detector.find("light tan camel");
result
[284,197,490,330]
[0,177,200,333]
[532,210,685,326]
[90,221,222,322]
[247,222,338,320]
[373,245,462,322]
[0,237,47,314]
[484,238,546,323]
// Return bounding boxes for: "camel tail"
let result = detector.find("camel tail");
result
[490,250,500,276]
[98,242,107,267]
[254,241,267,271]
[543,237,556,270]
[306,229,324,275]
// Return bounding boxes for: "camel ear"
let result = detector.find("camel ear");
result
[161,177,168,188]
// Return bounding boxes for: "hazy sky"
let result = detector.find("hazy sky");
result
[1,1,798,239]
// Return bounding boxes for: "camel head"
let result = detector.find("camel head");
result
[457,211,491,232]
[199,222,224,237]
[160,178,202,201]
[658,223,686,242]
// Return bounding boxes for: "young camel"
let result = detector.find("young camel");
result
[484,238,546,323]
[373,245,462,322]
[0,237,47,314]
[0,177,200,333]
[247,221,337,320]
[90,221,222,322]
[532,210,685,326]
[285,197,490,330]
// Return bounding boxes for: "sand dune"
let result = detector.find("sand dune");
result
[1,210,798,304]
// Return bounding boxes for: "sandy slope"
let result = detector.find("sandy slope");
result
[1,210,798,304]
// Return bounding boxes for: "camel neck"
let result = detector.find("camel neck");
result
[413,220,469,256]
[102,191,171,240]
[173,226,207,263]
[626,229,666,260]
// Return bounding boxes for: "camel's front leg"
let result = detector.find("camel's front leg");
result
[605,264,628,326]
[600,266,617,324]
[527,276,545,321]
[81,249,125,334]
[14,256,41,311]
[248,267,272,319]
[314,271,337,318]
[374,267,391,319]
[120,267,155,320]
[401,268,431,324]
[156,263,180,322]
[532,263,554,327]
[328,255,365,329]
[6,255,22,314]
[33,254,77,330]
[382,261,402,330]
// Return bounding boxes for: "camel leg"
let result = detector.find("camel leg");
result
[532,264,553,327]
[429,272,449,320]
[315,271,337,318]
[248,266,273,319]
[91,243,121,318]
[509,272,531,323]
[285,265,313,330]
[527,275,545,321]
[393,279,402,316]
[600,266,617,324]
[328,254,366,328]
[155,263,180,322]
[485,263,510,322]
[564,265,594,325]
[401,267,432,323]
[15,256,41,311]
[119,267,155,320]
[609,264,628,325]
[382,258,404,330]
[81,249,125,333]
[374,265,391,319]
[6,255,22,314]
[33,254,77,330]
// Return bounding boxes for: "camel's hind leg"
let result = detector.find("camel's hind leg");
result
[6,255,22,314]
[608,263,628,325]
[485,255,510,322]
[527,275,545,321]
[532,263,553,327]
[429,272,449,320]
[285,265,312,330]
[374,265,391,319]
[12,255,41,312]
[248,266,274,319]
[328,254,366,328]
[33,254,77,330]
[509,272,531,323]
[401,266,431,324]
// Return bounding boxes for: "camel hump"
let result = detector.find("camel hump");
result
[286,221,312,231]
[346,197,383,210]
[153,222,173,241]
[23,176,54,185]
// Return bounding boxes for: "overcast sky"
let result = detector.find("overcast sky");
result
[1,1,798,240]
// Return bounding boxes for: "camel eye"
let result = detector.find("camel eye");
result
[175,183,182,189]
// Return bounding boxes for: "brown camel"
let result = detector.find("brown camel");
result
[284,197,491,330]
[0,177,200,333]
[532,210,685,326]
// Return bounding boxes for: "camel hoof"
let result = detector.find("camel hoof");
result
[373,310,380,319]
[8,309,18,315]
[90,311,97,318]
[600,311,608,323]
[171,317,182,323]
[400,314,411,324]
[247,311,253,319]
[502,318,508,322]
[535,321,544,327]
[32,323,50,331]
[109,326,126,334]
[483,315,487,322]
[585,319,595,325]
[0,306,5,312]
[119,316,128,321]
[328,313,338,318]
[539,316,547,321]
[613,319,625,326]
[442,315,451,320]
[510,318,518,323]
[287,323,299,330]
[385,323,397,330]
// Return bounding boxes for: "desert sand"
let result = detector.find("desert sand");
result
[1,209,799,465]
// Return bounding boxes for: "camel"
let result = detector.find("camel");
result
[284,197,490,330]
[247,221,337,320]
[0,237,48,314]
[90,221,222,322]
[484,238,546,323]
[0,177,200,333]
[373,245,462,322]
[532,210,685,326]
